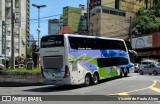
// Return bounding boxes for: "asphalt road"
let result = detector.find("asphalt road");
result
[1,73,160,104]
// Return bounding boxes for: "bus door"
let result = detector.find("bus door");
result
[71,60,84,83]
[70,60,78,83]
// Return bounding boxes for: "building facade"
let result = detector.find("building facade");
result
[87,0,144,39]
[88,0,144,13]
[132,32,160,62]
[63,6,82,33]
[0,0,30,58]
[48,19,63,35]
[89,6,134,39]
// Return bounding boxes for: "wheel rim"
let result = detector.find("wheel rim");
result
[85,76,90,85]
[140,71,142,75]
[93,75,98,84]
[154,71,157,75]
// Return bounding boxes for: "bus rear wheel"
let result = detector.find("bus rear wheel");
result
[124,69,128,77]
[92,73,99,85]
[84,74,91,86]
[119,69,123,78]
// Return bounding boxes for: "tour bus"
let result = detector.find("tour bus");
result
[39,34,134,86]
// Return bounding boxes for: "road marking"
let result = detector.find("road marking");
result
[148,81,160,93]
[118,93,128,96]
[109,80,159,95]
[149,87,160,93]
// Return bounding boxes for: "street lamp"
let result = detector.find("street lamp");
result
[32,4,47,48]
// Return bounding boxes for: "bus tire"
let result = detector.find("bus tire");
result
[84,74,91,86]
[92,73,99,85]
[124,68,128,77]
[119,69,123,78]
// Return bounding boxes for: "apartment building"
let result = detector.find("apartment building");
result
[0,0,30,58]
[87,0,144,39]
[89,6,134,39]
[48,19,63,35]
[63,6,82,33]
[88,0,144,13]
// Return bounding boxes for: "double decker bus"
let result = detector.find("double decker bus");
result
[40,34,134,86]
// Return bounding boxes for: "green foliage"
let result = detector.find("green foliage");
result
[26,47,32,58]
[131,1,160,35]
[1,67,41,73]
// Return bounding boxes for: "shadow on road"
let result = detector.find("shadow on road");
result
[23,76,130,93]
[0,82,44,87]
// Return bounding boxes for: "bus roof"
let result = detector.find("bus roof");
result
[64,34,125,42]
[41,34,125,42]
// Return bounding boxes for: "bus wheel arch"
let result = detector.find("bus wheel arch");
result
[121,68,124,76]
[126,67,129,73]
[119,69,123,77]
[92,72,99,85]
[84,73,92,86]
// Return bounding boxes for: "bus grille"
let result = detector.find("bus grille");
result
[43,56,63,69]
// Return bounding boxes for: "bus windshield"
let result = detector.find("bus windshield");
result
[41,35,64,48]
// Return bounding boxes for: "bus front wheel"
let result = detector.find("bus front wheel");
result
[124,69,128,77]
[124,67,129,77]
[84,74,91,86]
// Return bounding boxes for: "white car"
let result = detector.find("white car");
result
[139,60,159,69]
[139,64,160,75]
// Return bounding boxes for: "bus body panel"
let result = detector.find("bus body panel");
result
[40,34,133,85]
[67,34,132,80]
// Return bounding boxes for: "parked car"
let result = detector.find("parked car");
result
[139,60,159,69]
[139,63,160,75]
[0,63,5,70]
[134,63,139,73]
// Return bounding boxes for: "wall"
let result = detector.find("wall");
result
[0,72,42,84]
[89,11,134,39]
[102,0,115,8]
[119,0,144,13]
[63,6,82,33]
[132,32,160,49]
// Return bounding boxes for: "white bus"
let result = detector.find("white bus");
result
[40,34,134,86]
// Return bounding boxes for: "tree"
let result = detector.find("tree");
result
[26,47,32,58]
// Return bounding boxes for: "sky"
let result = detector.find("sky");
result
[30,0,87,41]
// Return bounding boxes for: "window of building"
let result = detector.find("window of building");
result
[16,49,19,53]
[7,47,10,52]
[7,31,11,36]
[15,0,19,8]
[103,9,109,14]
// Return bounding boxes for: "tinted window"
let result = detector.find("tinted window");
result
[69,37,126,51]
[41,35,64,48]
[43,55,63,69]
[125,40,132,50]
[141,62,149,64]
[97,57,129,67]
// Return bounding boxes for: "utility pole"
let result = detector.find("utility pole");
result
[32,4,46,67]
[32,4,47,48]
[11,0,15,69]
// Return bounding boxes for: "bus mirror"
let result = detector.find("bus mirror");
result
[129,50,138,57]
